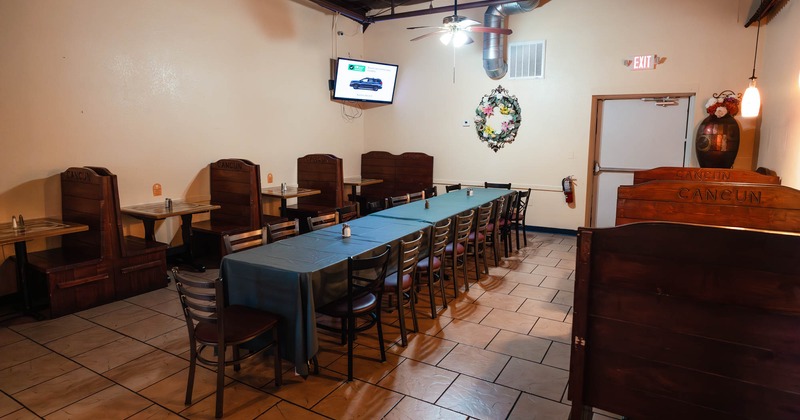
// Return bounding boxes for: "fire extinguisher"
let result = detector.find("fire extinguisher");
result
[562,176,574,203]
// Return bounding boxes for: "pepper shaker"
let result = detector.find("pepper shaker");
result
[342,223,351,238]
[11,215,18,229]
[425,199,430,209]
[281,182,287,193]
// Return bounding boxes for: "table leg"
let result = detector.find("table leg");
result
[14,242,31,312]
[142,220,156,242]
[179,214,205,272]
[280,198,288,218]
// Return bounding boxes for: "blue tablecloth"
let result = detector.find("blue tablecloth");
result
[220,188,509,375]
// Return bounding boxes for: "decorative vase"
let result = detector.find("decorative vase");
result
[695,114,740,168]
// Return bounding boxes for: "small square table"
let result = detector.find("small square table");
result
[261,186,322,217]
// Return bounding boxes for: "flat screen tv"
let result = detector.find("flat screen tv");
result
[332,58,398,104]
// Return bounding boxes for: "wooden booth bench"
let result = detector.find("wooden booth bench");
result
[284,154,345,229]
[357,151,434,213]
[569,180,800,419]
[632,166,781,185]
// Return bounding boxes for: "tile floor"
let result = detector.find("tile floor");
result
[0,231,620,419]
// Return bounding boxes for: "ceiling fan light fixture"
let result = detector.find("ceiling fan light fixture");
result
[452,31,470,47]
[440,32,453,45]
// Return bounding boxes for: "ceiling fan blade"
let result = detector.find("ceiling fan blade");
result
[407,25,440,30]
[465,26,513,35]
[455,18,481,28]
[410,30,448,42]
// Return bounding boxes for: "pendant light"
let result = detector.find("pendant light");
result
[741,18,761,117]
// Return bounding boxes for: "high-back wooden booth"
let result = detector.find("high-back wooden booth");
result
[632,166,781,185]
[285,154,344,225]
[358,151,434,213]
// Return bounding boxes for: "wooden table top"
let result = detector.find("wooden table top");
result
[261,186,322,199]
[0,218,89,246]
[343,177,383,187]
[121,201,221,220]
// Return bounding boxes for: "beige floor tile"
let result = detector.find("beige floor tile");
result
[487,266,511,277]
[88,304,160,329]
[474,291,526,311]
[313,379,403,419]
[508,392,571,420]
[325,344,404,384]
[377,359,457,403]
[503,270,546,286]
[116,313,185,341]
[73,337,155,373]
[556,259,576,270]
[548,250,576,260]
[74,300,133,319]
[540,243,573,252]
[2,408,39,419]
[435,319,499,348]
[104,349,188,391]
[510,284,559,302]
[532,265,572,279]
[146,325,191,355]
[518,300,571,322]
[45,384,152,420]
[124,288,177,308]
[524,255,561,267]
[521,248,553,257]
[127,404,184,419]
[564,308,573,324]
[540,277,575,292]
[512,262,538,273]
[480,308,537,335]
[139,366,223,412]
[0,352,79,394]
[438,299,491,324]
[255,400,328,420]
[437,374,519,419]
[473,276,519,295]
[13,368,112,416]
[384,396,467,420]
[387,332,458,365]
[496,357,569,400]
[552,290,574,306]
[398,313,452,336]
[148,297,184,318]
[438,343,510,382]
[224,350,290,389]
[0,390,22,416]
[44,325,122,357]
[13,315,94,344]
[487,330,551,363]
[0,328,24,347]
[543,342,571,370]
[530,318,572,344]
[270,368,345,408]
[180,381,280,419]
[0,339,50,370]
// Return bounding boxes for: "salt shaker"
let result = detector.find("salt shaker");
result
[17,214,24,227]
[165,198,173,209]
[11,215,18,229]
[342,223,351,238]
[281,182,287,193]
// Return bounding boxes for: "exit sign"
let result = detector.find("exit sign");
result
[624,54,660,71]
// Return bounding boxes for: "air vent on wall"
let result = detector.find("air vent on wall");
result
[508,40,545,79]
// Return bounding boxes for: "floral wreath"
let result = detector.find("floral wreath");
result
[474,85,522,152]
[704,90,741,118]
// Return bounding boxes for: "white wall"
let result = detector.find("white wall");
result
[363,0,762,230]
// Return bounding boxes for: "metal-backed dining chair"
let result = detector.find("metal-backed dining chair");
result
[444,210,474,297]
[408,191,425,202]
[415,218,451,318]
[445,183,462,193]
[386,194,410,208]
[222,228,267,255]
[336,203,359,222]
[307,212,339,231]
[511,188,532,249]
[266,219,300,243]
[485,195,507,266]
[384,230,424,347]
[485,182,512,190]
[172,268,281,418]
[467,201,493,283]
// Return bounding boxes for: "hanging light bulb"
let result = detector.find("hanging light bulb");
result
[741,19,761,117]
[440,32,453,45]
[452,31,469,47]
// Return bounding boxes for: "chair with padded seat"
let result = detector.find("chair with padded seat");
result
[497,191,517,258]
[485,182,512,190]
[445,183,462,193]
[511,188,532,249]
[467,202,493,284]
[314,246,392,381]
[385,194,410,208]
[266,219,299,243]
[172,268,281,418]
[485,196,506,266]
[415,218,451,318]
[336,203,359,222]
[223,228,267,255]
[407,191,425,203]
[423,186,438,198]
[444,210,474,297]
[307,212,339,232]
[384,230,424,347]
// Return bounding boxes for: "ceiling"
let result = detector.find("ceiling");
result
[308,0,518,26]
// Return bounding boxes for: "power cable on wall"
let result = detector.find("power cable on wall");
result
[332,13,363,121]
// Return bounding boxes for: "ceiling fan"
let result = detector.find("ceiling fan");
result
[407,0,513,47]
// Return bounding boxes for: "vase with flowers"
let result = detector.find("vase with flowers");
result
[695,90,741,168]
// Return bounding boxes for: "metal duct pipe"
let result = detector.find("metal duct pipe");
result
[483,1,539,79]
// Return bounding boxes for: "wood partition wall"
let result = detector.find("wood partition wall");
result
[359,151,434,212]
[285,154,344,227]
[632,166,781,185]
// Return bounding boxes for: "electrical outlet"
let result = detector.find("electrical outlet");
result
[461,119,470,127]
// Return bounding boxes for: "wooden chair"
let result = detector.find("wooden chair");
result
[467,202,493,283]
[286,154,344,224]
[383,230,424,347]
[314,246,392,381]
[444,210,474,297]
[336,204,359,223]
[497,191,517,258]
[423,186,438,198]
[445,183,462,193]
[307,212,339,232]
[510,188,531,249]
[416,218,451,318]
[172,268,281,418]
[385,194,409,208]
[223,228,268,254]
[485,196,506,266]
[485,182,512,190]
[407,191,425,202]
[266,219,299,243]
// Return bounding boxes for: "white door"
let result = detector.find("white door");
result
[590,96,693,227]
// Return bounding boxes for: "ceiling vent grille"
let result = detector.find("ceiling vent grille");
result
[508,40,545,79]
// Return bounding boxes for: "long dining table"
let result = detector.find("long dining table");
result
[220,187,510,376]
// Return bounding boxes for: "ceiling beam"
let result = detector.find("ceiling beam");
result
[308,0,370,24]
[370,0,516,22]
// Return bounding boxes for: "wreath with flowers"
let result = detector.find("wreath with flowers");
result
[704,90,741,118]
[474,85,522,152]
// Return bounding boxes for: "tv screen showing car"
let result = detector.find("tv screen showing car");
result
[332,58,398,104]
